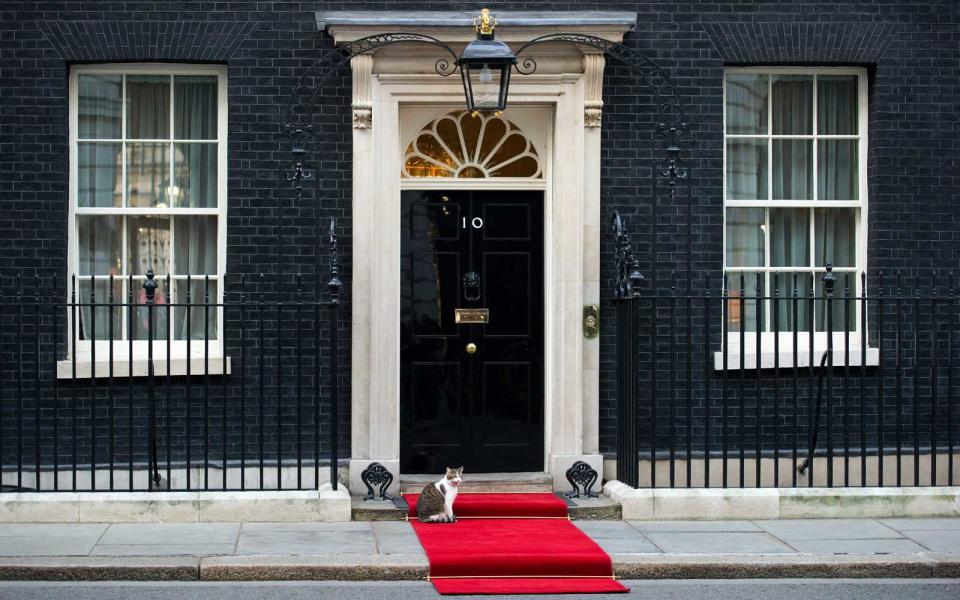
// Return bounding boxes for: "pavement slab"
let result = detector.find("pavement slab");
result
[629,520,762,533]
[235,529,376,556]
[787,538,930,555]
[99,523,240,546]
[879,518,960,532]
[644,531,797,554]
[897,530,960,553]
[90,544,236,557]
[756,519,904,541]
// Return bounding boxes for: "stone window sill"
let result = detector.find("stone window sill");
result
[713,348,879,371]
[56,356,232,379]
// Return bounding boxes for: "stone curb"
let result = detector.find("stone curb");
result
[611,553,960,579]
[1,553,958,581]
[199,554,430,581]
[0,556,200,580]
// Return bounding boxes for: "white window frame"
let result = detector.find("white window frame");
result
[718,66,877,369]
[62,63,228,378]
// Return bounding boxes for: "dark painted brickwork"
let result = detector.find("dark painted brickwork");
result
[1,2,958,472]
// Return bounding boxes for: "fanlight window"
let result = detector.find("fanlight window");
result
[403,111,541,178]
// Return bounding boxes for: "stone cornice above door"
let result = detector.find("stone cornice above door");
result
[316,11,636,44]
[320,11,628,131]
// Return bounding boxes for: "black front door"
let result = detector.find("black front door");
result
[400,189,544,473]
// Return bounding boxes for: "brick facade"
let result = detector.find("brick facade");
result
[1,2,958,472]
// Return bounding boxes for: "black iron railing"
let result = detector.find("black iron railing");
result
[612,218,958,489]
[0,227,344,493]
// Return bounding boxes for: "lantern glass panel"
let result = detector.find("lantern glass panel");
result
[467,62,505,111]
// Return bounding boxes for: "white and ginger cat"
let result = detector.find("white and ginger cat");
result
[415,467,463,523]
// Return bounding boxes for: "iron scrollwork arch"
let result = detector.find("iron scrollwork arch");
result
[514,33,693,175]
[283,33,461,191]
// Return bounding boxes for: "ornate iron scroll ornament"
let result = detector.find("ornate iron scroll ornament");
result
[360,461,396,501]
[565,460,599,499]
[462,271,481,301]
[284,31,692,188]
[283,33,460,190]
[327,218,342,302]
[611,211,643,299]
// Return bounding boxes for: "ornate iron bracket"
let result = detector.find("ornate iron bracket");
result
[514,33,693,171]
[611,211,643,298]
[360,461,395,501]
[564,460,599,499]
[328,218,342,303]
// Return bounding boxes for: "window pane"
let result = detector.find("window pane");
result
[769,208,810,267]
[772,75,812,135]
[725,74,768,134]
[818,140,858,200]
[126,75,170,139]
[130,278,170,341]
[174,216,218,275]
[725,208,764,268]
[77,215,122,276]
[174,75,217,139]
[127,216,171,276]
[725,272,761,332]
[126,142,170,208]
[726,139,768,199]
[173,279,218,340]
[815,272,856,332]
[78,278,123,341]
[769,271,812,333]
[78,75,121,139]
[814,208,856,268]
[173,143,217,207]
[818,75,858,135]
[772,139,812,199]
[77,143,121,207]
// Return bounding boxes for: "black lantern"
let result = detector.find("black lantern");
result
[458,8,516,114]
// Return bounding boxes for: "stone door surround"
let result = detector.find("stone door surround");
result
[314,11,637,494]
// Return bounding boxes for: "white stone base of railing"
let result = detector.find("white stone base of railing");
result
[603,480,960,520]
[0,483,351,523]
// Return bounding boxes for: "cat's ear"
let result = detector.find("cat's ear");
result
[457,466,464,474]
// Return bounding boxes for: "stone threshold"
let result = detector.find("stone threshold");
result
[0,485,351,523]
[1,552,957,581]
[351,493,621,521]
[604,481,960,520]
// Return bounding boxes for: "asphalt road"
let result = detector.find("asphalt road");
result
[0,580,958,600]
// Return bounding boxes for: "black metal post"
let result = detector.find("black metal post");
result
[328,219,341,491]
[611,212,641,488]
[143,270,161,490]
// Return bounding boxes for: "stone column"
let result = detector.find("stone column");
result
[348,54,400,496]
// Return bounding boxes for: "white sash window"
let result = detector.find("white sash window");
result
[66,64,227,375]
[722,67,873,368]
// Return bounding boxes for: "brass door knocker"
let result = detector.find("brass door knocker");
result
[462,271,481,301]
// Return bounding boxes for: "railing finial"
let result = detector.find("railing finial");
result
[143,268,158,304]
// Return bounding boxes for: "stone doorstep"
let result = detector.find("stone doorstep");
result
[398,472,553,495]
[0,485,352,523]
[603,481,960,521]
[351,493,621,521]
[1,553,958,581]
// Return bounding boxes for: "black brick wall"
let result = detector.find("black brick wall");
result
[1,1,958,475]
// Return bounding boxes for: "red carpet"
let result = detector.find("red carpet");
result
[405,492,628,595]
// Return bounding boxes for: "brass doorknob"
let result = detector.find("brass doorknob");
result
[465,342,477,355]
